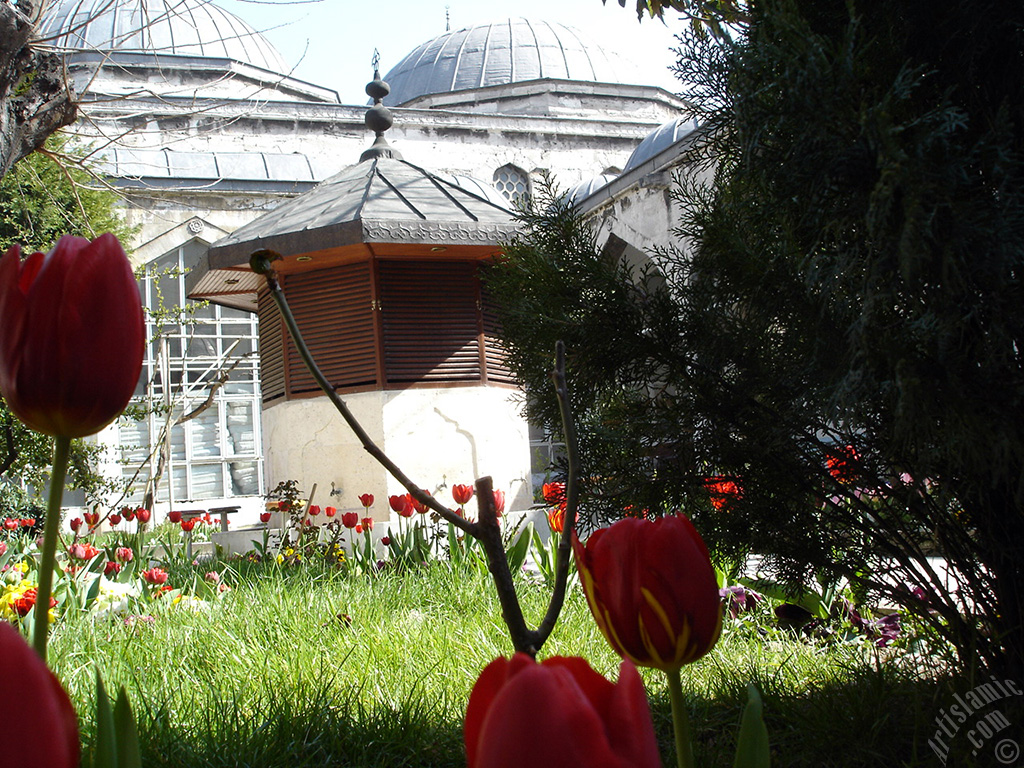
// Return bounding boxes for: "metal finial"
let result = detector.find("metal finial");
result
[445,6,450,32]
[361,56,402,163]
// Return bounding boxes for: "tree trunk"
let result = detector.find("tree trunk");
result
[0,1,76,178]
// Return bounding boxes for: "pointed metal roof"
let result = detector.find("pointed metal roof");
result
[206,155,514,263]
[188,156,516,310]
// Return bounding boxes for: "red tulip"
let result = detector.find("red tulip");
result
[10,587,56,618]
[181,519,196,532]
[542,482,565,506]
[389,494,414,517]
[0,621,79,767]
[167,510,182,524]
[84,511,100,527]
[361,517,374,531]
[142,567,168,585]
[69,517,82,532]
[826,444,861,484]
[547,507,565,534]
[412,490,431,514]
[381,536,391,546]
[704,476,742,510]
[309,505,321,516]
[358,493,374,508]
[452,484,474,505]
[465,653,659,768]
[108,513,122,526]
[69,542,99,560]
[121,507,135,521]
[259,512,272,523]
[3,518,16,531]
[342,511,359,529]
[115,546,133,563]
[572,514,722,671]
[135,507,151,524]
[355,524,363,534]
[104,560,122,576]
[492,490,505,516]
[325,506,337,517]
[0,235,144,438]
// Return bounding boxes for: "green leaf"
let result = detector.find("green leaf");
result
[85,574,103,608]
[93,672,118,768]
[113,687,142,768]
[506,522,533,573]
[733,684,770,768]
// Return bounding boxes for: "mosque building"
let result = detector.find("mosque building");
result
[35,0,698,523]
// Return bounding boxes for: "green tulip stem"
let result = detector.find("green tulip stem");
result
[33,434,71,661]
[666,666,696,768]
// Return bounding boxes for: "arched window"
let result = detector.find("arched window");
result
[493,164,530,207]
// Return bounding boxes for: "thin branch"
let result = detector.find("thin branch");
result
[252,249,581,657]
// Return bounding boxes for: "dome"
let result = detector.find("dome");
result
[381,18,642,106]
[37,0,289,73]
[623,117,700,172]
[563,174,617,206]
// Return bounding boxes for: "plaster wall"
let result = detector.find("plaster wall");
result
[261,385,531,522]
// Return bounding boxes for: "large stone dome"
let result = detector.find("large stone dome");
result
[37,0,288,73]
[381,17,642,106]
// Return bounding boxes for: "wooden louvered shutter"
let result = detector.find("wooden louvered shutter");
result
[283,263,377,395]
[379,260,483,384]
[481,284,517,385]
[257,287,286,403]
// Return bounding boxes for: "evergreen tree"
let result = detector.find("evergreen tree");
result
[489,1,1024,676]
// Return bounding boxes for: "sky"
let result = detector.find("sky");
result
[214,0,685,105]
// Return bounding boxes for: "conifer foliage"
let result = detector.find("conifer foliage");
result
[488,1,1024,676]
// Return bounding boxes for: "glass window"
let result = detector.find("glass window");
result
[119,241,264,504]
[493,164,530,207]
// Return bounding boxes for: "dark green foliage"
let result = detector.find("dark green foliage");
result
[489,1,1024,676]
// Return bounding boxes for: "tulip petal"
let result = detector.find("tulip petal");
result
[0,622,80,768]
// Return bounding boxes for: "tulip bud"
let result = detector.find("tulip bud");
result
[168,510,182,524]
[325,506,337,517]
[0,235,144,438]
[259,512,272,524]
[109,513,122,526]
[573,514,722,672]
[342,511,359,529]
[0,622,80,767]
[135,507,151,524]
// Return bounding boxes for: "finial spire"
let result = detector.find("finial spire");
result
[360,54,402,163]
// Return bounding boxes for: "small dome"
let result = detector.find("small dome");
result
[623,117,699,172]
[563,174,617,206]
[382,18,642,106]
[38,0,288,73]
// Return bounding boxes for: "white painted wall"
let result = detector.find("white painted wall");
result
[261,385,532,521]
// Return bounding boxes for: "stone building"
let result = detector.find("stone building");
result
[36,0,695,522]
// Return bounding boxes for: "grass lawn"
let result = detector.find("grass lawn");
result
[41,555,992,768]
